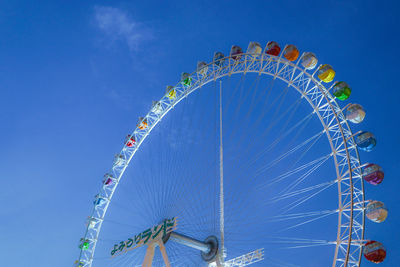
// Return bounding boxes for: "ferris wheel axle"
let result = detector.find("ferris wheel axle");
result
[169,232,219,262]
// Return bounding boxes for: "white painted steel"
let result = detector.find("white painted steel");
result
[218,80,225,265]
[223,248,264,267]
[77,45,365,267]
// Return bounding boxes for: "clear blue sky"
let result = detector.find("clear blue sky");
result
[1,0,399,266]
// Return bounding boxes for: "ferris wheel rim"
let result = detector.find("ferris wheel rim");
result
[78,49,365,267]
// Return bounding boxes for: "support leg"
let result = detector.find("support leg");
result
[157,240,171,267]
[142,244,156,267]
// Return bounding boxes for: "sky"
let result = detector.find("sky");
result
[1,0,399,266]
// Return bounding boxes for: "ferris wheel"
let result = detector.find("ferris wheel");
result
[76,41,387,267]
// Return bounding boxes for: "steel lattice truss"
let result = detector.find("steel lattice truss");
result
[223,249,265,267]
[77,48,365,267]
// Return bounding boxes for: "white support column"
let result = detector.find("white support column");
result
[218,80,225,266]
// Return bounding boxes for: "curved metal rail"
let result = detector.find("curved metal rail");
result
[77,47,365,267]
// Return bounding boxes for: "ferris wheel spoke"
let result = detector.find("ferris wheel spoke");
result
[233,74,261,119]
[265,236,333,244]
[254,130,324,176]
[260,237,336,251]
[272,108,314,153]
[276,211,336,233]
[275,99,303,138]
[215,184,332,230]
[243,111,315,171]
[242,75,275,123]
[269,86,290,125]
[267,180,336,204]
[222,235,333,247]
[263,255,300,267]
[162,99,217,223]
[271,128,326,181]
[107,200,148,225]
[171,241,202,266]
[124,86,217,231]
[109,247,143,267]
[163,134,218,217]
[283,131,325,175]
[269,209,337,222]
[214,156,334,230]
[269,133,326,185]
[233,96,304,162]
[283,242,333,250]
[244,87,301,141]
[243,77,264,120]
[277,152,331,195]
[221,206,337,231]
[224,74,246,114]
[218,186,337,228]
[223,77,282,145]
[118,252,141,267]
[260,154,332,189]
[280,111,314,154]
[279,181,337,215]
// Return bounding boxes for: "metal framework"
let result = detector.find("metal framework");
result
[224,249,265,267]
[77,45,365,267]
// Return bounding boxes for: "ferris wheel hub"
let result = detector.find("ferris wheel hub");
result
[201,235,219,263]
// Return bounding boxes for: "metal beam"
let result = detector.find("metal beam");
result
[170,232,211,253]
